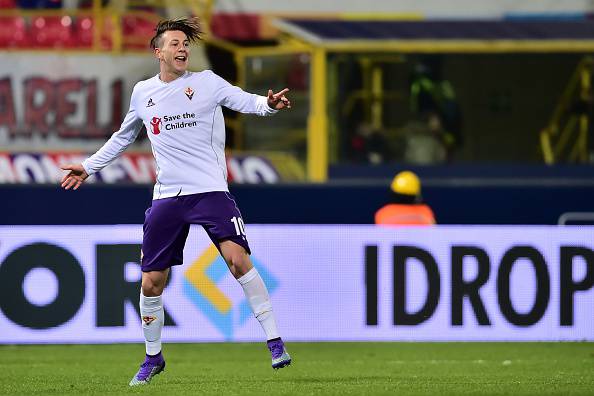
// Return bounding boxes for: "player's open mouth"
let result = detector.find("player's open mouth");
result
[175,56,187,62]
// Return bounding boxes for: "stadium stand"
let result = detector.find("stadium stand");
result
[0,0,16,8]
[0,16,28,47]
[210,13,260,41]
[30,15,75,48]
[122,14,157,49]
[0,2,161,50]
[73,15,93,47]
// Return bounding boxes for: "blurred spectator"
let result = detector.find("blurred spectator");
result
[399,113,447,164]
[409,57,463,160]
[375,170,435,226]
[349,122,389,165]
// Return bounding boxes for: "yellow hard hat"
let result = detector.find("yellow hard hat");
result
[390,171,421,196]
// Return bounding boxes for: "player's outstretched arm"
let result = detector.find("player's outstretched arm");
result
[267,88,291,110]
[60,163,89,190]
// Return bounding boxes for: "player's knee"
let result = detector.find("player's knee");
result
[225,252,250,278]
[141,278,164,296]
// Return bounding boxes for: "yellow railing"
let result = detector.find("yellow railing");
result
[541,56,593,164]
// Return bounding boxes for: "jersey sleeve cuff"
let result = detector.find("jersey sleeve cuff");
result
[258,96,278,115]
[81,160,95,176]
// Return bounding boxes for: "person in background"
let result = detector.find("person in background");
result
[375,170,435,226]
[409,59,463,161]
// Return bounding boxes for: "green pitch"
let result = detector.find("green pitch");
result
[0,342,592,395]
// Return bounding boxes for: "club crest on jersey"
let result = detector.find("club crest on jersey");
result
[142,316,157,325]
[184,87,194,100]
[146,98,155,107]
[150,117,162,135]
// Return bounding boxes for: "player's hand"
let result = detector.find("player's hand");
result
[267,88,291,110]
[60,163,89,190]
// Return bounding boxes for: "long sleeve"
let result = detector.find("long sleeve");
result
[209,71,277,116]
[82,89,144,175]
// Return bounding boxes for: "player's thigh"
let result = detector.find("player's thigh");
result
[142,197,190,271]
[187,191,252,254]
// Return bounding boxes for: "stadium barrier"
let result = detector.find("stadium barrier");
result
[0,225,592,343]
[1,182,593,225]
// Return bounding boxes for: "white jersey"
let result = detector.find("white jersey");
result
[82,70,277,199]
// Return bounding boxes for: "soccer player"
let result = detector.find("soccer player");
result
[60,17,292,386]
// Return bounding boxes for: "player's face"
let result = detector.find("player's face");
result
[156,30,190,75]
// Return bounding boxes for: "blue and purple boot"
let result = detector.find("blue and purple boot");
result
[129,352,166,386]
[267,338,291,369]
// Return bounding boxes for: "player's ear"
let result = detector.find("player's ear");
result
[154,47,161,60]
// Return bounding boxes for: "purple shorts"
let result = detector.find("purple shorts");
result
[141,191,250,272]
